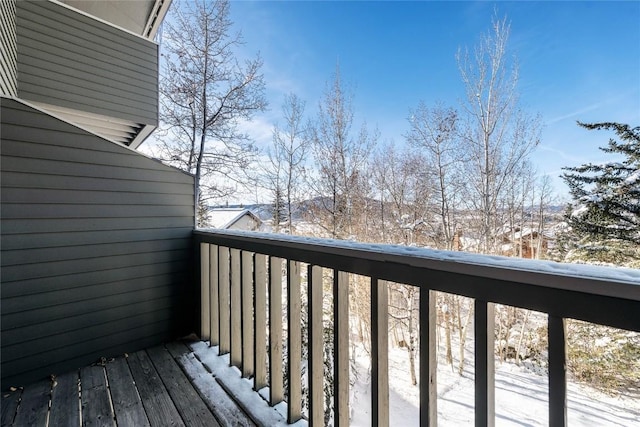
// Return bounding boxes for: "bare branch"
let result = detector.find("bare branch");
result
[155,0,267,225]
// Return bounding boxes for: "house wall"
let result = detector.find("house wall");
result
[230,214,261,231]
[0,98,195,389]
[15,0,158,126]
[0,0,17,97]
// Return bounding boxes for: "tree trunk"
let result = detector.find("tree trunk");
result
[444,297,453,366]
[515,309,530,365]
[408,333,417,386]
[407,291,418,386]
[457,297,473,376]
[497,306,505,362]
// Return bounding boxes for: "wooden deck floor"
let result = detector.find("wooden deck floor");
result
[1,341,261,427]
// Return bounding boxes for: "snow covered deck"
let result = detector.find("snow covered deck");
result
[0,341,290,427]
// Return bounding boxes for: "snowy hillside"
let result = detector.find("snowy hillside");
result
[349,342,640,426]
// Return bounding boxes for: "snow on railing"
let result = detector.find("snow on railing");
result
[194,229,640,427]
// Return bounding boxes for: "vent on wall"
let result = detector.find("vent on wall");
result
[144,0,171,40]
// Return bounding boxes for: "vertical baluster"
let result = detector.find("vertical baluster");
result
[308,265,323,426]
[254,254,267,391]
[200,243,210,341]
[419,288,437,427]
[549,315,567,427]
[242,251,255,377]
[334,270,349,427]
[474,300,495,427]
[230,248,242,367]
[209,245,219,346]
[269,257,284,405]
[288,260,302,423]
[219,247,230,354]
[372,278,389,427]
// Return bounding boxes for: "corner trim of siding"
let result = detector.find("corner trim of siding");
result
[129,124,156,150]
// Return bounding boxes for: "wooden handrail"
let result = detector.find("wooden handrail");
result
[195,229,640,427]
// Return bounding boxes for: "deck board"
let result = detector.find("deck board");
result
[147,345,220,427]
[0,341,262,427]
[1,388,22,426]
[105,357,150,427]
[166,341,257,427]
[189,341,286,427]
[81,366,115,427]
[12,379,50,426]
[126,350,185,427]
[49,370,80,427]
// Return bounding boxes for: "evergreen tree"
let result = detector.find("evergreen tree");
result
[272,185,287,231]
[196,196,210,228]
[560,122,640,265]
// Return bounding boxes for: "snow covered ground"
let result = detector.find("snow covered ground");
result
[350,345,640,426]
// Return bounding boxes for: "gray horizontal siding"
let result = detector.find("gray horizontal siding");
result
[2,154,190,184]
[15,0,158,125]
[1,102,189,183]
[0,0,17,96]
[3,273,186,318]
[4,324,172,385]
[1,249,190,283]
[1,239,192,268]
[2,217,194,235]
[4,300,177,362]
[1,228,194,251]
[1,98,195,389]
[3,299,177,361]
[1,188,193,207]
[2,173,193,197]
[2,204,193,219]
[2,260,190,301]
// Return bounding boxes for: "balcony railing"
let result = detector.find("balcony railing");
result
[194,229,640,427]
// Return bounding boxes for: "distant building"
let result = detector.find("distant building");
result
[452,228,463,251]
[499,227,552,259]
[208,208,262,231]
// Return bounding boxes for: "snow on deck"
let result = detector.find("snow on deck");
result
[189,341,307,427]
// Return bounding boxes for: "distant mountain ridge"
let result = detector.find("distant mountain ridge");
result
[211,200,568,222]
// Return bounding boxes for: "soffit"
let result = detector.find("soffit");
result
[58,0,170,39]
[30,101,143,146]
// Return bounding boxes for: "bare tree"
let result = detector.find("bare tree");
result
[457,13,540,253]
[388,283,420,385]
[266,93,310,234]
[157,0,267,224]
[535,175,555,259]
[502,161,534,257]
[371,144,431,246]
[406,102,462,249]
[370,145,393,243]
[308,65,376,239]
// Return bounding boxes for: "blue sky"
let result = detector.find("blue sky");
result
[226,1,640,200]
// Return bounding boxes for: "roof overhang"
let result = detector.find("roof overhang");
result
[28,102,149,147]
[130,124,157,150]
[35,0,172,147]
[58,0,172,40]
